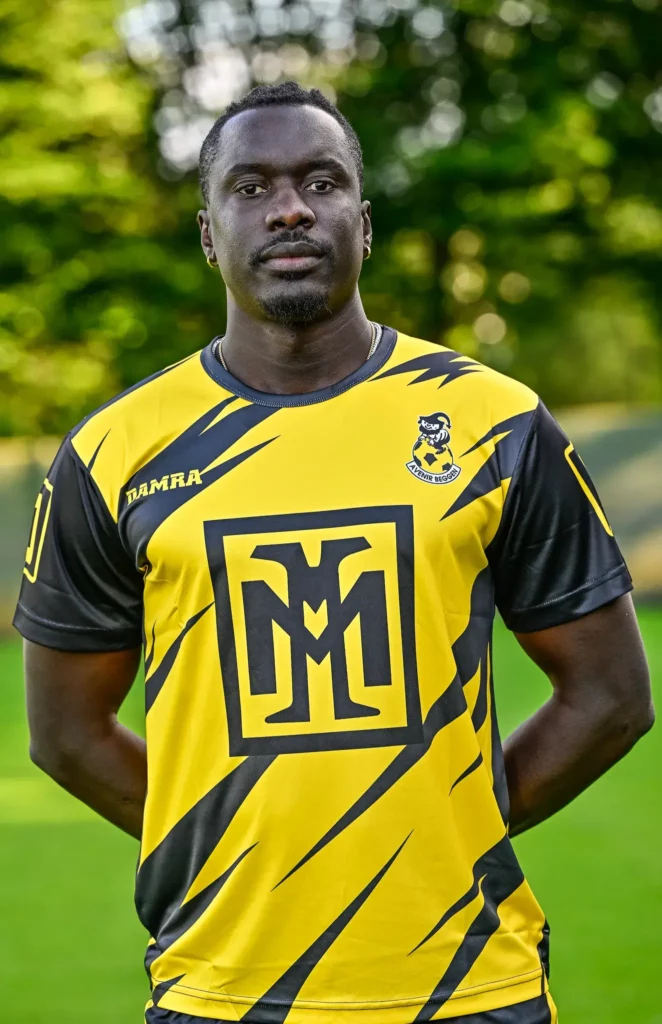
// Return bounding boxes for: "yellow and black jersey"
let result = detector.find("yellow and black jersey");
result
[15,327,630,1022]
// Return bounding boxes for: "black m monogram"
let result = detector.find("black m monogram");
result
[204,507,422,755]
[244,537,391,723]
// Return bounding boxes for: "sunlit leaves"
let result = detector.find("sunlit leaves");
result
[2,0,662,433]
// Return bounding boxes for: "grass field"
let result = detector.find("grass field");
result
[0,610,660,1024]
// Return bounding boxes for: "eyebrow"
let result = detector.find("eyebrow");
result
[224,157,350,183]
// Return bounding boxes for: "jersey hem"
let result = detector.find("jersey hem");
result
[158,968,546,1022]
[13,603,142,652]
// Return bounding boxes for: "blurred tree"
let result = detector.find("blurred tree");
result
[0,0,223,435]
[1,0,661,434]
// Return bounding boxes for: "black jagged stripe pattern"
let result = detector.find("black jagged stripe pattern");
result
[151,973,186,1008]
[243,834,412,1024]
[153,843,258,959]
[118,397,280,558]
[120,395,237,508]
[449,751,484,795]
[86,428,111,472]
[442,409,535,523]
[489,654,510,825]
[374,348,481,388]
[273,568,494,890]
[409,833,516,955]
[145,602,214,712]
[460,412,536,459]
[470,649,489,732]
[136,756,276,938]
[143,621,157,675]
[409,861,485,956]
[413,835,525,1020]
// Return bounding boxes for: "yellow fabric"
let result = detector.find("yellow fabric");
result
[72,332,550,1022]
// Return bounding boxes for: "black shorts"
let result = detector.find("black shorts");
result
[145,993,557,1024]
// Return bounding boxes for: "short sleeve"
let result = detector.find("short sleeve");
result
[488,401,632,632]
[13,435,144,651]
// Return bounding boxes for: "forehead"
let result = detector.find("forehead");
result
[214,104,355,181]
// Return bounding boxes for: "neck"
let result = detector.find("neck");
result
[220,292,374,394]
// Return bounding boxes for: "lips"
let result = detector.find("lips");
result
[261,242,324,261]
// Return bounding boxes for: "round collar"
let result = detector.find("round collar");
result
[199,325,397,408]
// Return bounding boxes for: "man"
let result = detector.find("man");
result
[15,81,653,1024]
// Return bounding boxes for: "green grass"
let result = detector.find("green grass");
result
[0,611,660,1024]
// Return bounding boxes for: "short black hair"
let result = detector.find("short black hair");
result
[198,80,363,205]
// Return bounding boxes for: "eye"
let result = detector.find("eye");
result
[236,183,267,196]
[306,180,335,193]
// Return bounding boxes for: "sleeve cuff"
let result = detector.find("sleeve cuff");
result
[13,605,142,653]
[501,564,633,633]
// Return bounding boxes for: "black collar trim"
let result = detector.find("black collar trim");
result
[200,325,397,408]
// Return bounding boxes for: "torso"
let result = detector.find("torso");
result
[70,327,549,1022]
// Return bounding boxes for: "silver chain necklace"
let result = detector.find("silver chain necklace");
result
[215,321,382,373]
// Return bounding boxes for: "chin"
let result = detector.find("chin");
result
[259,287,332,326]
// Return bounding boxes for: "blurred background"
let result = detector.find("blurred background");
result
[0,0,660,1021]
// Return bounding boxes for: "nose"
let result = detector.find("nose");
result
[265,185,316,231]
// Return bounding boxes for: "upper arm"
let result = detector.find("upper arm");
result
[514,594,652,720]
[25,641,142,755]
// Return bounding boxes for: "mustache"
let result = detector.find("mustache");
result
[248,232,335,268]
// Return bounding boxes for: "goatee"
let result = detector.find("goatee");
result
[259,288,331,326]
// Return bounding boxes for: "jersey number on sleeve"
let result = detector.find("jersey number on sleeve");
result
[23,478,54,583]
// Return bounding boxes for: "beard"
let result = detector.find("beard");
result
[259,283,332,326]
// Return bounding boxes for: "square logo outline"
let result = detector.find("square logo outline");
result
[204,505,423,755]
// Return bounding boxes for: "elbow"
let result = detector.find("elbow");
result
[633,699,655,739]
[29,737,80,782]
[612,694,655,750]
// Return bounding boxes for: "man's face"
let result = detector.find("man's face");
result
[198,104,371,326]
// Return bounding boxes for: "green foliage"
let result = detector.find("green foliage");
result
[1,0,661,434]
[337,0,662,403]
[0,0,223,435]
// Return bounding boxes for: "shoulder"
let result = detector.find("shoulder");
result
[67,347,227,519]
[381,330,539,419]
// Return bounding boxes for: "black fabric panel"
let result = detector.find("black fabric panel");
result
[440,995,553,1023]
[146,1012,235,1024]
[145,994,552,1024]
[13,436,143,651]
[488,402,632,632]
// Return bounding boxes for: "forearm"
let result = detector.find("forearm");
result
[504,690,653,837]
[31,718,146,839]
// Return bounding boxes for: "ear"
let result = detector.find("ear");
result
[197,210,217,263]
[361,199,372,250]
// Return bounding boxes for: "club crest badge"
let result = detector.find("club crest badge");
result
[406,412,461,485]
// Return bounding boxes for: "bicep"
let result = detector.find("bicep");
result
[25,640,142,749]
[514,594,651,708]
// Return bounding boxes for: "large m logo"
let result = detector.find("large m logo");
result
[244,537,391,724]
[205,507,422,755]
